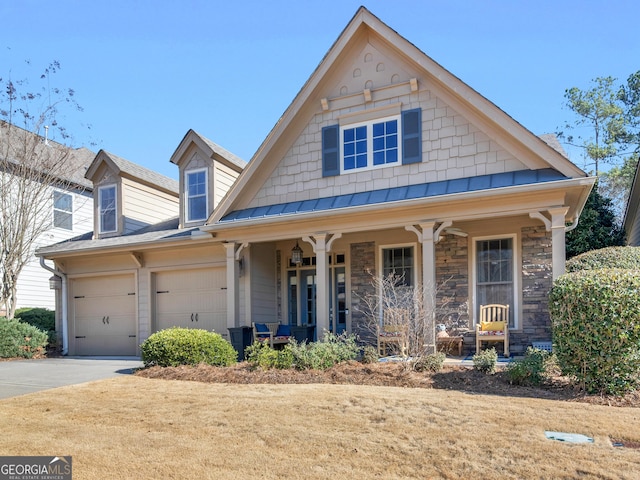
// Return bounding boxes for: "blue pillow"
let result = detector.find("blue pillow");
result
[276,324,291,337]
[255,323,269,333]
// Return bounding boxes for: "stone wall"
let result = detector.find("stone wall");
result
[513,225,553,350]
[435,235,470,331]
[350,241,376,342]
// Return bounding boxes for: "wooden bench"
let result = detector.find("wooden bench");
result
[252,322,291,348]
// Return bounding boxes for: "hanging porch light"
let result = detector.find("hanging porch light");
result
[291,241,303,265]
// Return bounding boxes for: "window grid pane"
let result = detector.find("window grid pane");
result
[99,187,116,233]
[382,247,414,287]
[343,127,368,171]
[186,171,207,221]
[53,192,73,230]
[372,120,398,166]
[476,238,514,326]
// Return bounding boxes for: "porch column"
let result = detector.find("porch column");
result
[549,207,570,280]
[406,221,437,354]
[303,233,341,341]
[225,243,239,329]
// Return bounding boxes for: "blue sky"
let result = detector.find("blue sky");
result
[2,0,638,179]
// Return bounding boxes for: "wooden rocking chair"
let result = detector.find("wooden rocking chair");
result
[476,304,510,357]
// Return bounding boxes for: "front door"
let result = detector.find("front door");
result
[329,266,346,334]
[300,270,317,328]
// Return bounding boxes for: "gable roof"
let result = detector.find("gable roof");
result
[169,129,246,171]
[85,149,179,194]
[0,120,95,189]
[210,7,588,225]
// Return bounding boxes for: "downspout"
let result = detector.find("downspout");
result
[39,257,68,355]
[565,213,581,233]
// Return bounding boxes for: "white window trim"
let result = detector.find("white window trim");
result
[185,168,208,223]
[378,243,418,316]
[470,233,521,329]
[98,184,117,234]
[53,190,73,231]
[339,114,402,174]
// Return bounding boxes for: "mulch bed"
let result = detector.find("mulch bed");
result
[135,360,640,408]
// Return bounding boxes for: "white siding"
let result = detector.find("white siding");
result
[16,188,93,310]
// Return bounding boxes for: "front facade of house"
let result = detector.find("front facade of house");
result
[37,8,595,356]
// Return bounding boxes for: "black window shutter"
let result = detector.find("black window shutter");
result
[322,124,340,177]
[402,108,422,165]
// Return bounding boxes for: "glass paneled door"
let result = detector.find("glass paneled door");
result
[287,252,347,336]
[329,266,346,334]
[300,270,317,328]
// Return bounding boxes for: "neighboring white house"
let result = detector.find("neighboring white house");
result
[0,122,95,313]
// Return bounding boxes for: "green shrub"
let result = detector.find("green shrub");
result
[506,347,555,386]
[549,269,640,395]
[473,347,498,374]
[566,246,640,272]
[413,352,446,373]
[288,331,359,370]
[140,328,237,367]
[245,341,294,369]
[15,308,56,343]
[360,345,379,364]
[0,317,48,358]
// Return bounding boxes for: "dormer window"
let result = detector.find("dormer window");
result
[186,169,208,222]
[98,185,117,233]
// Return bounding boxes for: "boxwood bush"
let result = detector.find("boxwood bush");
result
[140,328,237,367]
[0,317,48,358]
[566,246,640,272]
[549,269,640,395]
[15,307,56,344]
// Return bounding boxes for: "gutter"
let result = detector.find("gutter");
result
[39,257,68,355]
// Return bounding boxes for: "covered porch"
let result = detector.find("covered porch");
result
[215,207,570,356]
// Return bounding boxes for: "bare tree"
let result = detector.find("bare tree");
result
[0,61,87,318]
[357,272,467,369]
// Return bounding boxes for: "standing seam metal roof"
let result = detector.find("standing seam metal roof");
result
[219,168,567,223]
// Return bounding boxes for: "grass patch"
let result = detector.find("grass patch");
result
[0,374,638,479]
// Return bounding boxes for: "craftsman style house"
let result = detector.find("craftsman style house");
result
[37,8,595,356]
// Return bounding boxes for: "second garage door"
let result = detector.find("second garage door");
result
[153,268,227,338]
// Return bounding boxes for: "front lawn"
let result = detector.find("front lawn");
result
[0,368,638,479]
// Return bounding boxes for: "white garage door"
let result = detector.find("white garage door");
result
[71,274,137,356]
[154,268,227,338]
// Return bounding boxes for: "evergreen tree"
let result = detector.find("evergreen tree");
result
[566,185,625,258]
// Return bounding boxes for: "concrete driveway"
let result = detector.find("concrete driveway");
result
[0,357,143,399]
